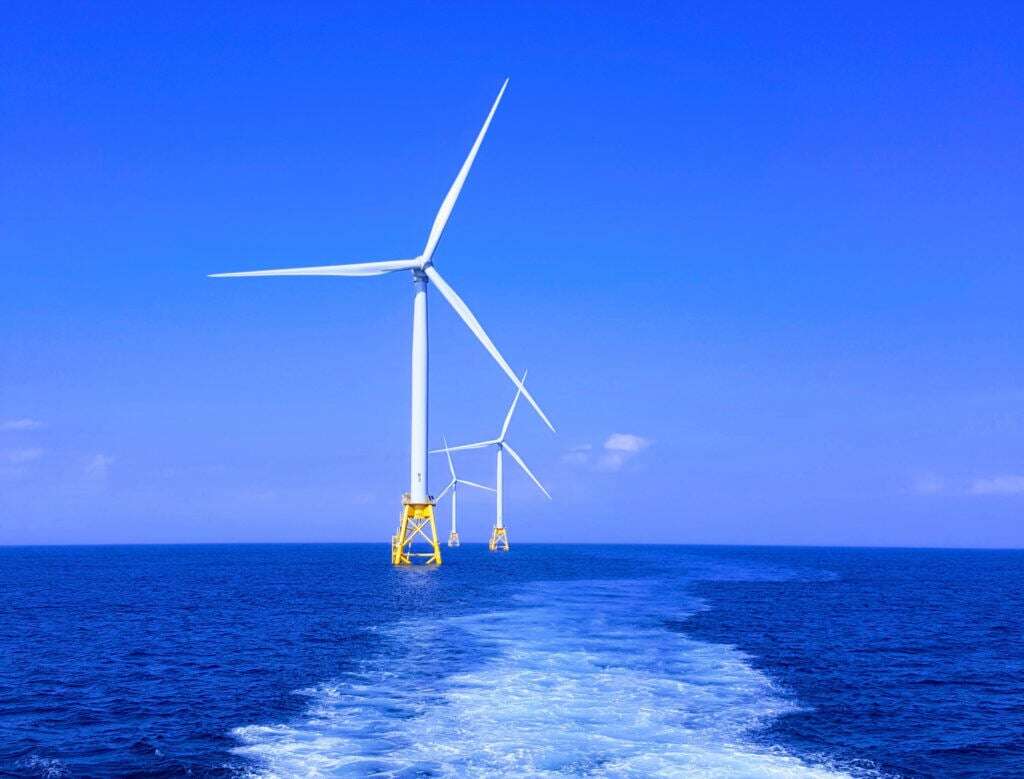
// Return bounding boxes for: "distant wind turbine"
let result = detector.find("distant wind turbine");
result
[436,436,495,547]
[433,370,550,552]
[210,80,554,565]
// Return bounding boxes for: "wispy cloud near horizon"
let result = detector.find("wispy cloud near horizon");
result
[84,453,115,483]
[1,418,43,431]
[0,448,45,482]
[2,448,44,465]
[911,472,1024,497]
[911,473,945,495]
[970,475,1024,496]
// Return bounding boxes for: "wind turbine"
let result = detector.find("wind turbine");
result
[209,80,554,566]
[436,436,495,547]
[433,371,550,552]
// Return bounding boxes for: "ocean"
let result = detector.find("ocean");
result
[1,544,1021,777]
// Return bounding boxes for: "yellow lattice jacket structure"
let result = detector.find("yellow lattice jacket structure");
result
[392,495,441,566]
[488,525,510,552]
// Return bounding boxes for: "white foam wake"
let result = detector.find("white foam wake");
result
[233,580,854,777]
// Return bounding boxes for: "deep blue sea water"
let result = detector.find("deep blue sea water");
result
[1,545,1022,777]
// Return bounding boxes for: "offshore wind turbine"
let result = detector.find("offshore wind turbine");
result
[436,436,495,547]
[433,371,550,552]
[209,80,554,566]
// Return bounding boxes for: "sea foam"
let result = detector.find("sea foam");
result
[233,579,854,777]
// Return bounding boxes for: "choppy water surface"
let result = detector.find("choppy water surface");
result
[1,545,1022,777]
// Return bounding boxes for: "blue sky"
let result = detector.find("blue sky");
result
[2,2,1021,546]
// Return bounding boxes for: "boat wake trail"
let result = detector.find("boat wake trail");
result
[232,579,860,777]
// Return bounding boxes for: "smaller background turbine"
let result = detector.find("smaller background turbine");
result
[435,436,495,547]
[433,371,550,552]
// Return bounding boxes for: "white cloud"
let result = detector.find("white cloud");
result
[1,418,43,431]
[562,434,652,471]
[598,433,652,472]
[970,475,1024,496]
[2,448,44,464]
[604,433,652,453]
[84,453,115,482]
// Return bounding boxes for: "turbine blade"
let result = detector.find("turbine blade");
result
[458,479,496,493]
[424,266,555,432]
[430,438,498,454]
[502,443,551,500]
[436,478,456,501]
[422,79,509,261]
[443,435,456,480]
[500,369,527,440]
[209,259,421,278]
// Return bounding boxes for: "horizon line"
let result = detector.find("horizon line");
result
[1,541,1022,552]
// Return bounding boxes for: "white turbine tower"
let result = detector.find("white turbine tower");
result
[433,371,550,552]
[209,80,554,566]
[436,436,495,547]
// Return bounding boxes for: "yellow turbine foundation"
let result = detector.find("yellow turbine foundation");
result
[488,525,510,552]
[392,495,441,566]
